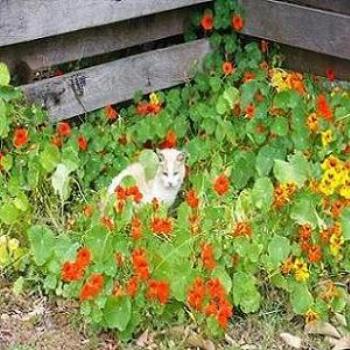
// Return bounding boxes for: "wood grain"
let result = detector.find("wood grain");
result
[283,0,350,15]
[0,7,193,76]
[21,39,211,122]
[0,0,211,47]
[239,0,350,60]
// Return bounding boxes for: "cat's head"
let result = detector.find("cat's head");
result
[156,148,186,189]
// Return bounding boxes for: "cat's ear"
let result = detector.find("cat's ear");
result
[176,151,187,163]
[156,149,165,163]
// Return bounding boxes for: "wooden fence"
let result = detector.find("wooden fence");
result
[0,0,349,122]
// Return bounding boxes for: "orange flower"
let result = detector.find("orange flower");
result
[61,262,83,282]
[131,248,150,280]
[136,101,149,116]
[233,222,252,238]
[126,276,139,298]
[126,185,143,203]
[306,113,318,133]
[326,68,335,82]
[307,244,322,263]
[316,95,333,121]
[105,105,118,121]
[320,228,332,244]
[147,279,170,304]
[131,216,142,240]
[243,71,255,83]
[76,247,92,269]
[57,122,71,137]
[187,277,206,311]
[213,174,230,196]
[101,216,115,231]
[298,224,312,241]
[52,133,63,148]
[201,13,214,31]
[159,130,177,149]
[331,200,345,218]
[201,243,216,270]
[151,217,173,236]
[286,72,305,95]
[186,189,200,209]
[77,136,88,151]
[245,103,255,119]
[115,252,124,267]
[80,273,104,301]
[222,62,234,75]
[83,204,94,218]
[232,14,244,31]
[13,128,29,148]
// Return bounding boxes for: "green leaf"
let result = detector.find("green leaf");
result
[340,208,350,241]
[290,197,318,228]
[0,63,10,86]
[139,150,158,181]
[0,203,20,225]
[104,296,131,331]
[27,225,55,266]
[40,144,60,172]
[255,144,286,177]
[0,103,10,138]
[251,177,273,211]
[13,192,29,212]
[86,226,113,263]
[271,117,289,136]
[268,235,291,269]
[0,154,13,171]
[273,152,310,187]
[13,276,24,296]
[290,283,313,314]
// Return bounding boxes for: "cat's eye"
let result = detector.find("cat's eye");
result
[174,172,179,176]
[163,172,168,176]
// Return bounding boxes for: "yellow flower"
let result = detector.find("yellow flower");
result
[323,168,342,188]
[306,113,318,133]
[339,185,350,199]
[270,68,289,92]
[318,178,335,196]
[330,234,344,258]
[149,92,159,105]
[8,238,19,252]
[305,309,320,324]
[321,155,341,171]
[321,129,332,147]
[293,258,309,282]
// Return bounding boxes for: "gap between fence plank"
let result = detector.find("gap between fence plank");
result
[239,0,350,60]
[0,0,211,47]
[21,39,211,122]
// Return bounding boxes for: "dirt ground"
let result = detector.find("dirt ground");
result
[0,285,334,350]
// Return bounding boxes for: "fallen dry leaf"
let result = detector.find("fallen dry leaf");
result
[186,332,216,350]
[305,321,341,339]
[136,329,149,347]
[333,336,350,350]
[279,332,302,349]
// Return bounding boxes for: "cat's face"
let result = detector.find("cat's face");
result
[157,149,186,189]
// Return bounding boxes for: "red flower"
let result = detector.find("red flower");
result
[201,13,214,31]
[131,216,142,240]
[201,243,216,270]
[61,262,83,282]
[80,273,104,301]
[57,122,71,137]
[136,101,149,116]
[126,185,143,203]
[126,276,139,298]
[243,71,255,83]
[101,216,115,231]
[83,204,94,217]
[147,279,170,304]
[232,14,244,31]
[78,136,88,151]
[76,247,92,269]
[326,68,335,82]
[213,174,230,196]
[186,189,200,209]
[131,248,150,280]
[13,128,29,148]
[151,217,173,236]
[298,224,312,241]
[222,62,234,75]
[187,277,206,311]
[233,222,252,238]
[307,244,322,264]
[105,105,118,121]
[316,95,333,121]
[245,103,255,119]
[159,130,177,149]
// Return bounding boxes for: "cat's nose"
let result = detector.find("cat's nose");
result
[168,182,174,188]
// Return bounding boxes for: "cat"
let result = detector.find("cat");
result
[107,148,186,206]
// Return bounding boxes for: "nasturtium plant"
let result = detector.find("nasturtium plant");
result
[1,0,349,340]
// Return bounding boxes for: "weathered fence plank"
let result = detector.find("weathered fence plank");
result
[21,39,211,122]
[0,7,194,78]
[239,0,350,60]
[284,0,350,15]
[0,0,211,47]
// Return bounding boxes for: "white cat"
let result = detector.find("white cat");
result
[107,148,186,206]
